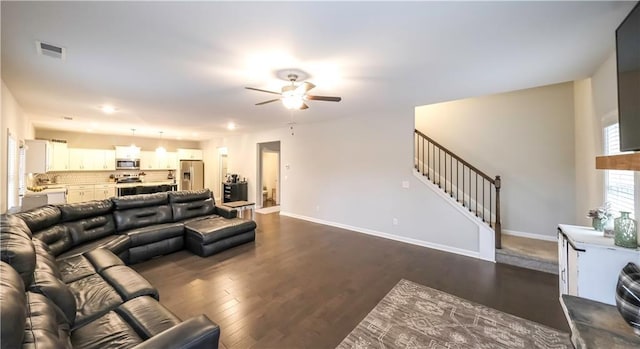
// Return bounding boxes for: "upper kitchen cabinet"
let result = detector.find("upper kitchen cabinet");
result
[26,140,70,172]
[140,151,178,170]
[69,149,115,171]
[115,146,141,159]
[177,148,203,160]
[25,140,50,173]
[50,141,69,171]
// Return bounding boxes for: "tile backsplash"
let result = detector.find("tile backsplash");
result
[38,170,175,185]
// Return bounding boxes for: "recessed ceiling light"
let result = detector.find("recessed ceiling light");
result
[101,105,116,114]
[227,122,236,130]
[87,129,94,133]
[62,116,73,120]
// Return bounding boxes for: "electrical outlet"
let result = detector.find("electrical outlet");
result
[392,218,398,225]
[402,181,410,189]
[316,205,320,212]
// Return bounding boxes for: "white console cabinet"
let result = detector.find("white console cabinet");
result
[558,224,640,305]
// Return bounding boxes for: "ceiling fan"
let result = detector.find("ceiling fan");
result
[245,74,341,110]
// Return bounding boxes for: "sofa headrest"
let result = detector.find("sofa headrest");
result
[172,198,216,222]
[0,261,27,348]
[0,214,36,287]
[59,200,113,222]
[15,205,61,233]
[168,189,212,203]
[111,192,169,210]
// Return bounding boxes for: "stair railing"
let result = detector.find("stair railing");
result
[414,129,502,249]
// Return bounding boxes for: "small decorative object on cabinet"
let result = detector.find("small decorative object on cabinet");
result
[614,212,638,249]
[587,202,613,233]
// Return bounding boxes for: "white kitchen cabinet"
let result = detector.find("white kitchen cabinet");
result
[558,224,640,305]
[155,151,177,169]
[177,148,202,160]
[68,149,115,171]
[94,150,115,170]
[115,146,141,160]
[25,140,50,174]
[67,185,95,203]
[94,184,116,200]
[50,142,69,171]
[68,149,91,171]
[140,151,156,170]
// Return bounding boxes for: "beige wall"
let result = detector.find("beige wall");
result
[35,129,199,151]
[415,82,576,238]
[1,80,35,212]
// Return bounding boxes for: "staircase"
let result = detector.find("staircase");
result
[414,130,502,249]
[415,129,559,274]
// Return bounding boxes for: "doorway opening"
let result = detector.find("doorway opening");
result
[257,141,280,212]
[217,147,228,203]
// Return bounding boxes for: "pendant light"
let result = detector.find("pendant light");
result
[155,131,166,155]
[129,128,140,157]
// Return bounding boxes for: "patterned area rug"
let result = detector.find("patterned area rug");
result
[337,279,572,349]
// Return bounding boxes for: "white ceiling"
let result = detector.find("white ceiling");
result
[1,1,636,141]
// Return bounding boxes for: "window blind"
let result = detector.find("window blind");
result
[604,124,635,215]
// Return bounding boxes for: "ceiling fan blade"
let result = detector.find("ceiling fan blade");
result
[295,82,316,95]
[245,87,281,95]
[300,103,309,110]
[306,95,342,102]
[255,98,281,106]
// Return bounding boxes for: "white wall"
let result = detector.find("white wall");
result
[415,82,576,238]
[205,111,484,258]
[1,80,34,212]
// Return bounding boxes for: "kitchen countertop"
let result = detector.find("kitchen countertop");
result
[24,187,67,196]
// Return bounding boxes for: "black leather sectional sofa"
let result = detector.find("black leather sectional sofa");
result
[0,189,257,348]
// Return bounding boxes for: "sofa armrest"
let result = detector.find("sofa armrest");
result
[132,315,220,349]
[214,205,237,219]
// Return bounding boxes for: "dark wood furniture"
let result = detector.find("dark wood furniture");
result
[223,182,247,203]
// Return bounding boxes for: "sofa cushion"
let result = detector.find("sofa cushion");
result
[111,192,169,210]
[28,268,77,325]
[172,198,216,222]
[115,296,181,339]
[101,265,158,301]
[58,200,113,223]
[56,233,130,261]
[67,274,124,328]
[23,291,73,349]
[84,248,126,273]
[0,214,36,287]
[113,205,173,232]
[64,214,116,246]
[168,189,212,203]
[33,239,62,278]
[15,205,61,233]
[33,224,73,256]
[185,218,257,245]
[0,261,27,349]
[123,223,184,247]
[71,311,142,349]
[128,237,184,264]
[57,255,99,284]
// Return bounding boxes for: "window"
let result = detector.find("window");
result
[6,132,18,211]
[604,123,635,215]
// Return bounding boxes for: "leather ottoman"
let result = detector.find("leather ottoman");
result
[184,217,256,257]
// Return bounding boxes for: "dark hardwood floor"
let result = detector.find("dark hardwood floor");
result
[132,213,569,349]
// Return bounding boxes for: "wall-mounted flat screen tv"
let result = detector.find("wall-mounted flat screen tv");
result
[617,1,640,152]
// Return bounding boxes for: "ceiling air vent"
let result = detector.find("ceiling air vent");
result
[36,41,66,60]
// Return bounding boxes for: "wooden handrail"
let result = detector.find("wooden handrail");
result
[414,129,495,184]
[414,129,502,249]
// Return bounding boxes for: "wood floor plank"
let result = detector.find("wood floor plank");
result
[133,213,569,348]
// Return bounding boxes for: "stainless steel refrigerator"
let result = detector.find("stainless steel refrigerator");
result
[180,160,204,191]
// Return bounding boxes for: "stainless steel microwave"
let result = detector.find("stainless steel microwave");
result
[115,159,140,170]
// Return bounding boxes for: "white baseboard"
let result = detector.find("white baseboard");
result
[502,229,557,242]
[279,211,495,263]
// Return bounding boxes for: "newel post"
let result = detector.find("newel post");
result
[494,175,502,249]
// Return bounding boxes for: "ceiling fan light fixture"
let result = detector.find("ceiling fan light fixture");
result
[282,91,304,110]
